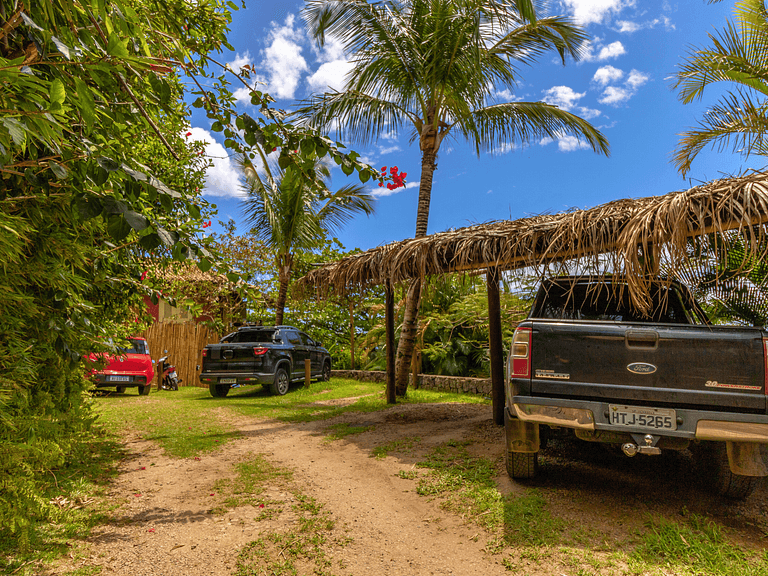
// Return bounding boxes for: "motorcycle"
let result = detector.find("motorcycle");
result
[156,351,181,391]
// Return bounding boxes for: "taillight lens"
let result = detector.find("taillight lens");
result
[201,349,208,358]
[253,347,268,356]
[511,327,532,379]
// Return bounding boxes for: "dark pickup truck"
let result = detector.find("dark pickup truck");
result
[199,325,331,397]
[505,276,768,498]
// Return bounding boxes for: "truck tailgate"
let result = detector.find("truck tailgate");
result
[205,344,262,372]
[530,321,766,412]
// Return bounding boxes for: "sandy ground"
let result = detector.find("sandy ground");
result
[50,402,768,576]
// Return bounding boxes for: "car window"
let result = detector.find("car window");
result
[532,280,698,324]
[222,329,276,343]
[284,330,302,345]
[300,333,314,346]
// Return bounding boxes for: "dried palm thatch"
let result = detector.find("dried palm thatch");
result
[298,171,768,313]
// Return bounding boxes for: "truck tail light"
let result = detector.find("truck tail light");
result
[201,349,208,359]
[511,327,532,379]
[253,347,268,356]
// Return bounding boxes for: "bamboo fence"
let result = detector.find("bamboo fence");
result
[143,322,220,388]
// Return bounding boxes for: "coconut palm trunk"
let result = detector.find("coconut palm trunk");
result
[274,253,293,325]
[395,147,438,395]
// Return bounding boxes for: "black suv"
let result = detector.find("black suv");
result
[199,325,332,397]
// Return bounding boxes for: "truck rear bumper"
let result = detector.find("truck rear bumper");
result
[511,396,768,443]
[199,371,273,386]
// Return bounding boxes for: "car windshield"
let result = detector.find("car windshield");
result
[120,338,148,354]
[221,329,277,343]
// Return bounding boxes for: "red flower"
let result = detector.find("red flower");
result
[140,271,147,281]
[185,131,192,137]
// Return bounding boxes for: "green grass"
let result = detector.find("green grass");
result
[323,422,374,442]
[630,514,768,576]
[212,453,293,515]
[370,436,421,459]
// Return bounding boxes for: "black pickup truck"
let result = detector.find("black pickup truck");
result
[505,276,768,498]
[199,325,331,397]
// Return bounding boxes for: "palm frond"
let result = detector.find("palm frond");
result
[673,91,768,176]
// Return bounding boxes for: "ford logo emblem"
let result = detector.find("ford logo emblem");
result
[627,362,657,374]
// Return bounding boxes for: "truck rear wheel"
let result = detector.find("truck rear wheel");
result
[705,442,760,499]
[270,367,290,396]
[209,384,230,398]
[506,449,539,480]
[138,385,150,396]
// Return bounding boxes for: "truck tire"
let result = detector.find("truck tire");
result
[270,367,290,396]
[506,449,538,480]
[209,384,230,398]
[322,361,331,382]
[707,442,760,499]
[138,384,150,396]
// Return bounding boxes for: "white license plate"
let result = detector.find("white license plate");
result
[220,378,237,384]
[608,405,676,430]
[108,375,130,382]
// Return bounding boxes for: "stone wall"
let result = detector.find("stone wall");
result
[331,370,492,396]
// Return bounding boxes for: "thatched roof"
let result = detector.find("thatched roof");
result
[298,171,768,310]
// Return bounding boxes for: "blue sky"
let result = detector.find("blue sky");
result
[188,0,751,252]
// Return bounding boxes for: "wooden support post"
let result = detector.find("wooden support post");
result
[304,359,311,388]
[487,266,505,425]
[385,280,396,404]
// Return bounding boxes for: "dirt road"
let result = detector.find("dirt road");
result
[53,402,768,576]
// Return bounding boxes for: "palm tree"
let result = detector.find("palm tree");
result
[672,0,768,176]
[299,0,609,394]
[240,156,375,325]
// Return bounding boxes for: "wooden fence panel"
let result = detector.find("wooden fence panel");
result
[143,323,220,388]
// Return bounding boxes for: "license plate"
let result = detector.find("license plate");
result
[608,405,676,430]
[220,378,237,384]
[108,375,130,382]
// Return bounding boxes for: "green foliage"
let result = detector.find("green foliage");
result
[672,0,768,175]
[363,274,530,376]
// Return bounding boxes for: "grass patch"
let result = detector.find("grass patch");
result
[323,423,374,443]
[502,489,564,547]
[630,514,768,576]
[415,440,503,533]
[0,428,124,576]
[235,490,348,576]
[370,436,421,459]
[212,453,293,515]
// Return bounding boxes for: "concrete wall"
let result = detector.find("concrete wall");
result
[331,370,492,396]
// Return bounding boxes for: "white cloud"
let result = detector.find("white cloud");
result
[557,136,592,152]
[189,128,245,199]
[377,144,402,155]
[559,0,635,26]
[597,69,649,106]
[616,16,675,33]
[626,69,650,89]
[372,181,418,198]
[261,15,308,100]
[598,85,632,105]
[542,86,585,111]
[582,40,627,62]
[593,65,624,86]
[577,107,602,120]
[539,135,591,152]
[307,59,355,93]
[227,51,255,73]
